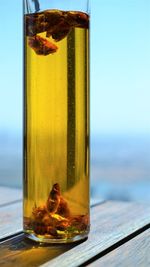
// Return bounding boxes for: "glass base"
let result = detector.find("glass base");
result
[25,231,89,244]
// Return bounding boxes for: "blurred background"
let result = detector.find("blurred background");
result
[0,0,150,202]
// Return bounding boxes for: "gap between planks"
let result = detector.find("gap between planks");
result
[87,228,150,267]
[83,221,150,266]
[0,186,22,207]
[40,201,150,267]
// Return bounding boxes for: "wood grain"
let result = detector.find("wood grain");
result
[0,201,149,267]
[0,187,22,207]
[89,229,150,267]
[0,234,74,267]
[41,201,150,267]
[0,202,22,240]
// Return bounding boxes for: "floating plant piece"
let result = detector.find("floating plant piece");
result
[28,35,58,55]
[46,183,61,213]
[25,9,89,55]
[66,11,89,29]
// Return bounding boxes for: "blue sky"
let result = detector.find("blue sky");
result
[0,0,150,135]
[91,0,150,135]
[0,1,22,132]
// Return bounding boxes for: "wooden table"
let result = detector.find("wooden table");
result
[0,186,150,267]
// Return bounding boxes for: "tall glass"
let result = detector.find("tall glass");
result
[23,0,90,243]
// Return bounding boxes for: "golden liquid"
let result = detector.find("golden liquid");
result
[24,13,89,241]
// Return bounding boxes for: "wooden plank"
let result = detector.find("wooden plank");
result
[90,198,104,207]
[0,201,149,267]
[88,229,150,267]
[0,202,22,240]
[40,202,150,267]
[0,234,75,267]
[0,187,22,207]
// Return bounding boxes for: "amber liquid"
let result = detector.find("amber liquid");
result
[24,10,89,242]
